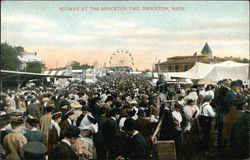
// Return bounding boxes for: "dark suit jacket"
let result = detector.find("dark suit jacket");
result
[102,118,120,146]
[136,117,153,152]
[122,133,147,160]
[24,130,43,143]
[52,141,78,160]
[51,96,61,108]
[231,112,249,159]
[222,90,236,119]
[215,86,230,122]
[94,116,108,145]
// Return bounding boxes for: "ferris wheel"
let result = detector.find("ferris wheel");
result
[109,49,134,68]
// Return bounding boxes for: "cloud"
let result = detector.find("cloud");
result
[2,13,248,51]
[1,15,58,30]
[183,17,249,32]
[92,20,137,29]
[1,15,248,69]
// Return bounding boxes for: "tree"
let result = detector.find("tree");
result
[26,61,44,73]
[242,58,249,63]
[223,56,250,63]
[70,61,93,70]
[16,46,24,52]
[70,61,80,67]
[0,42,21,71]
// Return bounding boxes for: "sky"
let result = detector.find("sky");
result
[1,1,249,70]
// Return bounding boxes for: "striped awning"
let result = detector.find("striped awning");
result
[43,70,67,76]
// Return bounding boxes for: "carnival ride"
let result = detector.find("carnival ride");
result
[108,49,134,72]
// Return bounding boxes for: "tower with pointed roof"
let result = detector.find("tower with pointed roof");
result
[201,42,212,58]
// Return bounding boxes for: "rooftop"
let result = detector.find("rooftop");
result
[21,51,37,55]
[168,55,206,59]
[158,57,225,65]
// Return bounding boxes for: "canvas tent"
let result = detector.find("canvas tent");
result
[164,61,249,83]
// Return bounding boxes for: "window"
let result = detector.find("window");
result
[160,66,165,72]
[168,65,172,72]
[183,64,188,71]
[175,65,179,71]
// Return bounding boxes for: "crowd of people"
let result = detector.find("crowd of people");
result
[0,73,249,160]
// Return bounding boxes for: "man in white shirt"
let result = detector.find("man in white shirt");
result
[199,94,216,152]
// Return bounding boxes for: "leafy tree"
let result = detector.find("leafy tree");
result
[223,56,250,63]
[70,61,80,67]
[70,61,93,70]
[16,46,24,52]
[0,42,21,71]
[241,58,249,63]
[26,61,44,73]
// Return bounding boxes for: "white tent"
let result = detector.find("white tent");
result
[165,61,249,83]
[204,61,248,82]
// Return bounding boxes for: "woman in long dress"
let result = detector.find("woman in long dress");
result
[183,98,200,159]
[48,110,62,159]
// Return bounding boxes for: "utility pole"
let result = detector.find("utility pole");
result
[56,60,58,69]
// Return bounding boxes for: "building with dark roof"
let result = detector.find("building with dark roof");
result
[155,42,227,72]
[17,51,43,71]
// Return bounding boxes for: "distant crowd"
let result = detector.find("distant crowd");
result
[0,73,249,160]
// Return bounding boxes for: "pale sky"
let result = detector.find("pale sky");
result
[1,1,249,70]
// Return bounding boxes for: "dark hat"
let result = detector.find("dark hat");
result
[23,141,47,160]
[110,108,121,116]
[64,108,75,117]
[127,109,136,117]
[99,107,108,115]
[64,125,80,138]
[122,118,137,131]
[60,100,70,108]
[137,109,145,117]
[51,110,62,119]
[81,105,92,112]
[123,103,131,109]
[11,114,24,123]
[9,110,23,116]
[192,85,198,89]
[233,95,248,106]
[77,91,84,96]
[105,96,113,103]
[236,79,243,86]
[78,99,86,106]
[231,80,242,87]
[26,115,39,124]
[27,95,33,100]
[186,98,195,104]
[204,95,213,101]
[31,98,37,103]
[0,114,11,128]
